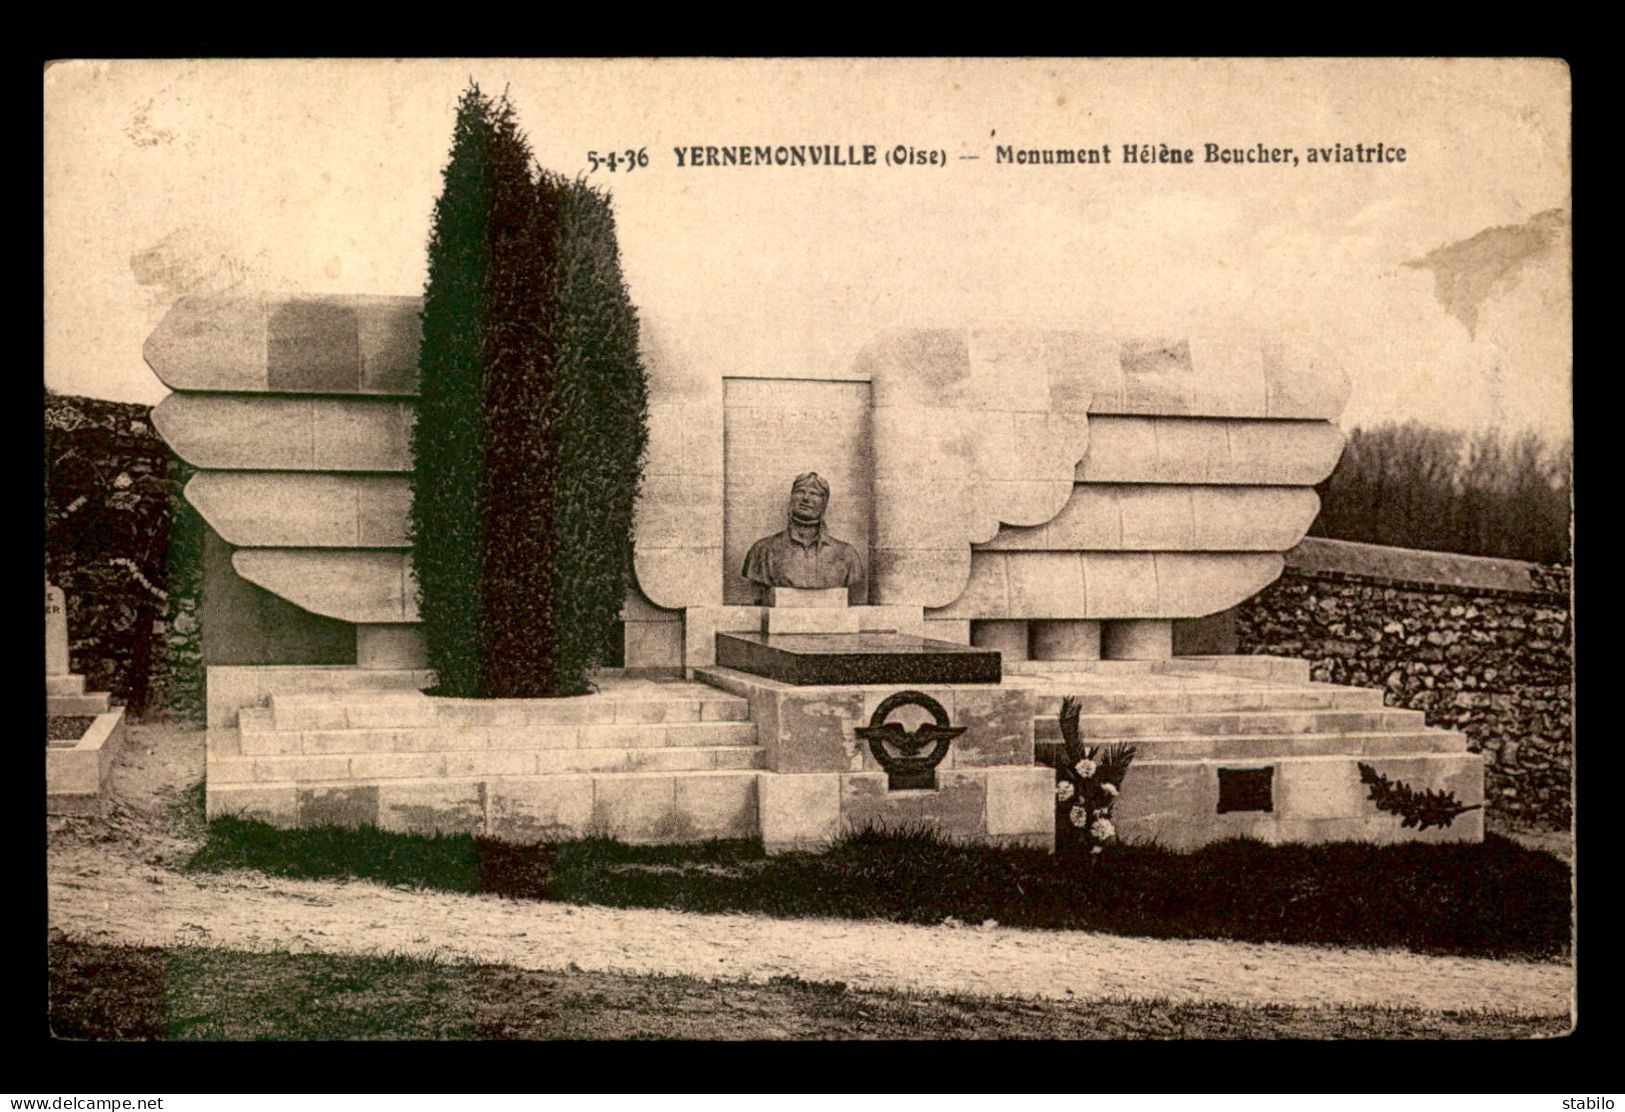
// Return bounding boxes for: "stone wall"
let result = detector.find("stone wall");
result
[45,393,204,721]
[1231,538,1572,829]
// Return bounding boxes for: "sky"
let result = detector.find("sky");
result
[43,58,1572,443]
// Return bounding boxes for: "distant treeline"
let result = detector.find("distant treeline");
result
[1309,422,1572,565]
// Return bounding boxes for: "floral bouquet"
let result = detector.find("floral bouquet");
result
[1055,695,1136,855]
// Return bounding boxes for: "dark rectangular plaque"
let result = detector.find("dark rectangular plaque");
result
[715,631,1002,686]
[1217,766,1275,813]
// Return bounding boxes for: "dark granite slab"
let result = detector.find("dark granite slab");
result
[716,631,1002,686]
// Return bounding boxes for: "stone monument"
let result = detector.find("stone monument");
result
[149,294,1483,851]
[46,580,68,677]
[46,578,124,815]
[45,579,111,715]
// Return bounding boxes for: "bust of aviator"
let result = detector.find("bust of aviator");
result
[741,472,866,604]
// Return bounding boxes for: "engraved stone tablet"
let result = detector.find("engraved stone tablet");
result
[46,581,68,676]
[765,587,849,608]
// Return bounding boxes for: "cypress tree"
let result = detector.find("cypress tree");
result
[414,84,648,697]
[540,173,648,693]
[412,84,498,696]
[479,149,561,696]
[474,95,559,695]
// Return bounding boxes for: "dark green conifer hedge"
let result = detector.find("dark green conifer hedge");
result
[411,85,647,697]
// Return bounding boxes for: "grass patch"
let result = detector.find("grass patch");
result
[185,820,1571,961]
[167,778,209,843]
[48,934,1569,1041]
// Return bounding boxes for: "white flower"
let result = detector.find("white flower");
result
[1074,758,1098,779]
[1101,783,1119,798]
[1056,780,1075,803]
[1089,817,1116,841]
[1068,804,1089,828]
[1091,845,1104,855]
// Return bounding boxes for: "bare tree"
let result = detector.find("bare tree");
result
[1311,421,1571,564]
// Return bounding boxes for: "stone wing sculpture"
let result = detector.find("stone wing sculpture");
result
[149,295,1346,668]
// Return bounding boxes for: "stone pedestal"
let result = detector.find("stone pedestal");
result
[766,608,863,635]
[766,587,848,608]
[683,602,928,671]
[703,587,1035,848]
[1102,620,1173,660]
[764,585,864,634]
[1031,619,1101,661]
[696,664,1053,853]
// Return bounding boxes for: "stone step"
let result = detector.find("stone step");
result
[46,674,85,696]
[1023,685,1385,716]
[206,769,763,844]
[268,690,750,731]
[1053,707,1425,739]
[1036,729,1468,763]
[1108,751,1485,850]
[47,692,110,716]
[207,665,435,728]
[240,709,757,756]
[536,746,765,774]
[1007,655,1312,683]
[1167,656,1314,682]
[574,721,757,748]
[211,743,764,783]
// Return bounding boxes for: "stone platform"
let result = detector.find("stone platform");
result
[999,657,1483,848]
[206,671,766,842]
[203,655,1481,852]
[694,663,1052,851]
[715,631,1001,686]
[205,665,1052,853]
[47,706,127,816]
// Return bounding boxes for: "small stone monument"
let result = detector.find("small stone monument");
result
[46,580,68,676]
[45,579,110,714]
[45,578,123,816]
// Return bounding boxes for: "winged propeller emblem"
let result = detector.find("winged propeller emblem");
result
[853,690,966,791]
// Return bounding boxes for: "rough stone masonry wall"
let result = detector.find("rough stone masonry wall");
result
[45,394,204,721]
[1233,538,1572,829]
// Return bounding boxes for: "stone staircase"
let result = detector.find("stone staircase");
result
[1005,657,1480,848]
[206,676,765,842]
[205,655,1481,849]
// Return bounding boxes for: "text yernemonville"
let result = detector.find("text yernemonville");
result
[673,144,947,167]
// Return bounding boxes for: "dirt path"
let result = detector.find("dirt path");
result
[47,724,1574,1017]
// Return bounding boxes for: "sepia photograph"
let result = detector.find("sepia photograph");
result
[43,57,1573,1044]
